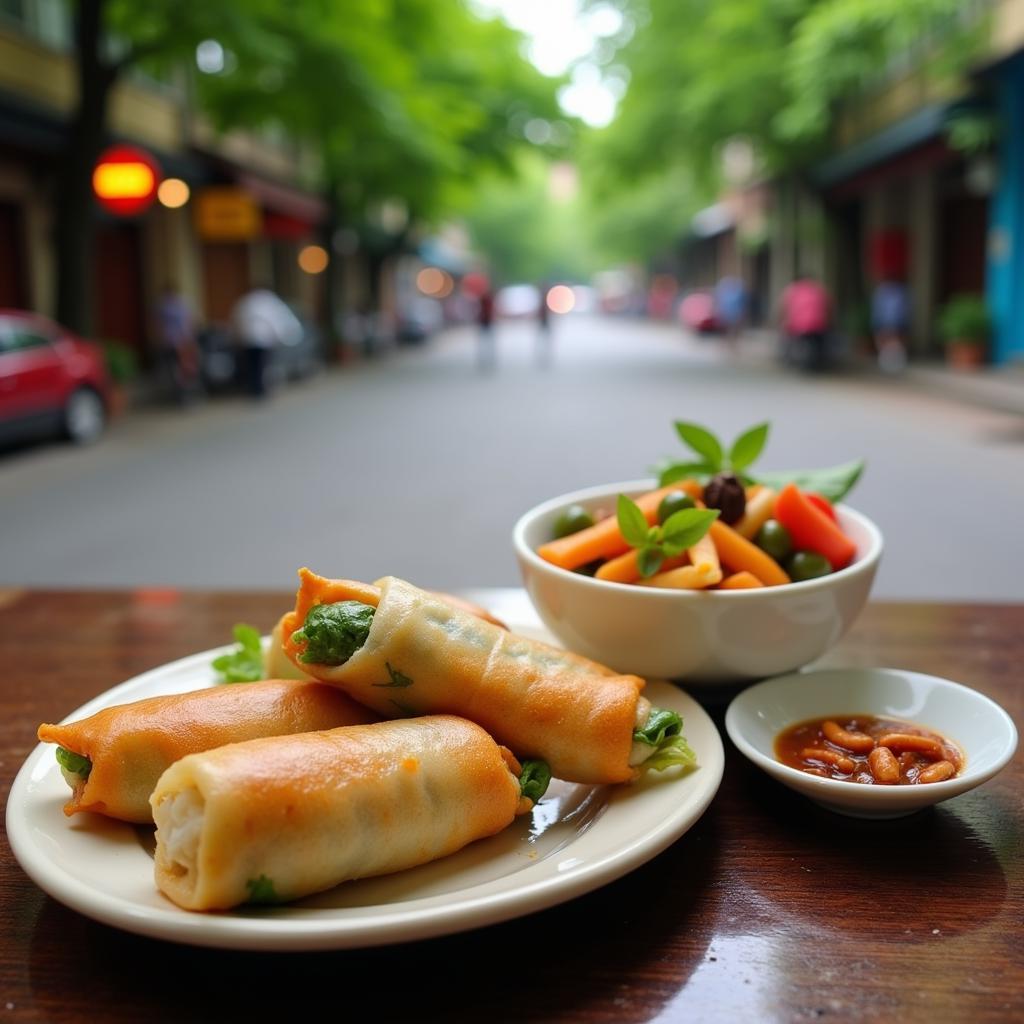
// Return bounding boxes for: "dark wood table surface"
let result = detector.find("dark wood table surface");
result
[1,589,1021,1023]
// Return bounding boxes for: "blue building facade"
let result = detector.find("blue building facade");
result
[987,52,1024,365]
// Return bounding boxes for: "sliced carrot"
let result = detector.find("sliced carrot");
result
[709,520,791,586]
[595,548,687,584]
[638,563,722,590]
[774,483,855,570]
[718,571,765,590]
[735,486,777,540]
[537,481,701,571]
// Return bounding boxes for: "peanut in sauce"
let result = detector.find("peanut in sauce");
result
[774,715,963,785]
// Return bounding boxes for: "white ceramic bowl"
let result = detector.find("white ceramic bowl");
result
[512,479,882,683]
[725,667,1018,818]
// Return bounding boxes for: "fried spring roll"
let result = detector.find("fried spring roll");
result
[264,616,315,680]
[37,680,378,823]
[281,570,696,784]
[151,715,537,911]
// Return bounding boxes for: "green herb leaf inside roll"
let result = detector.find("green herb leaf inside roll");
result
[292,601,375,665]
[632,708,697,772]
[55,746,92,782]
[519,760,552,803]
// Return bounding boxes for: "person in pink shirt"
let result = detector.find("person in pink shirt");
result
[780,272,831,370]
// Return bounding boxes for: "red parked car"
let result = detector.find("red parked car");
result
[0,310,112,446]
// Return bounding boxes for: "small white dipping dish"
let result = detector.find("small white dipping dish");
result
[513,479,882,684]
[725,667,1018,819]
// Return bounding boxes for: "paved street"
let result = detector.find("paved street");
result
[2,315,1022,601]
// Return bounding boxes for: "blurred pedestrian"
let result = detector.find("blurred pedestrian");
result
[536,284,552,368]
[155,284,201,405]
[779,271,831,371]
[230,287,303,399]
[714,275,747,351]
[871,278,910,373]
[476,288,496,371]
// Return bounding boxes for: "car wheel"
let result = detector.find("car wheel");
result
[64,387,106,444]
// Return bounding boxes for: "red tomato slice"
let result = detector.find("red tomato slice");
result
[774,483,856,571]
[806,492,837,522]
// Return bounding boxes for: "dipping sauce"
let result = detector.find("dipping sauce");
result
[775,715,964,785]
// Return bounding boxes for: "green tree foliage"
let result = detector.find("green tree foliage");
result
[189,0,563,332]
[593,0,980,191]
[460,156,594,286]
[779,0,979,140]
[193,0,560,225]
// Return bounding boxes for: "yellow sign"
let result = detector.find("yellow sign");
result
[194,187,262,241]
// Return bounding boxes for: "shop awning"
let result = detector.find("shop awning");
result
[811,103,951,190]
[236,172,326,224]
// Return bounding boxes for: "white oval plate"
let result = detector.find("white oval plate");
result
[6,620,723,951]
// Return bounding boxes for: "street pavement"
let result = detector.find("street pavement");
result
[2,315,1022,602]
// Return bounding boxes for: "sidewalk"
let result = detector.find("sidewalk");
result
[745,326,1024,418]
[902,361,1024,417]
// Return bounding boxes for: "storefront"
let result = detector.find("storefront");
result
[814,104,988,358]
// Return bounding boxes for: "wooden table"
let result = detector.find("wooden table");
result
[1,590,1021,1022]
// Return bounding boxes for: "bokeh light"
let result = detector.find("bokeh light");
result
[417,267,453,298]
[298,245,329,274]
[195,40,225,75]
[546,284,575,314]
[157,178,190,209]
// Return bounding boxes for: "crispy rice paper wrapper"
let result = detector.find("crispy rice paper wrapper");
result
[151,715,529,911]
[38,680,378,823]
[282,571,647,784]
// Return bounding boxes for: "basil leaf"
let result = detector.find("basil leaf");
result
[234,623,262,654]
[616,494,650,547]
[729,422,770,470]
[519,760,552,803]
[660,508,719,550]
[755,459,865,504]
[656,460,716,486]
[211,622,264,683]
[674,422,723,468]
[637,546,664,577]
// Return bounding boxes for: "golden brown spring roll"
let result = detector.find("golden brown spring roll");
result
[151,715,533,911]
[37,680,378,823]
[279,571,693,784]
[265,616,314,680]
[263,596,503,682]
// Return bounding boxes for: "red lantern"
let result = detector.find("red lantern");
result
[92,145,162,217]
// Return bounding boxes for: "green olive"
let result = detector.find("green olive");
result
[787,551,832,581]
[755,520,793,563]
[657,490,696,524]
[552,504,595,539]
